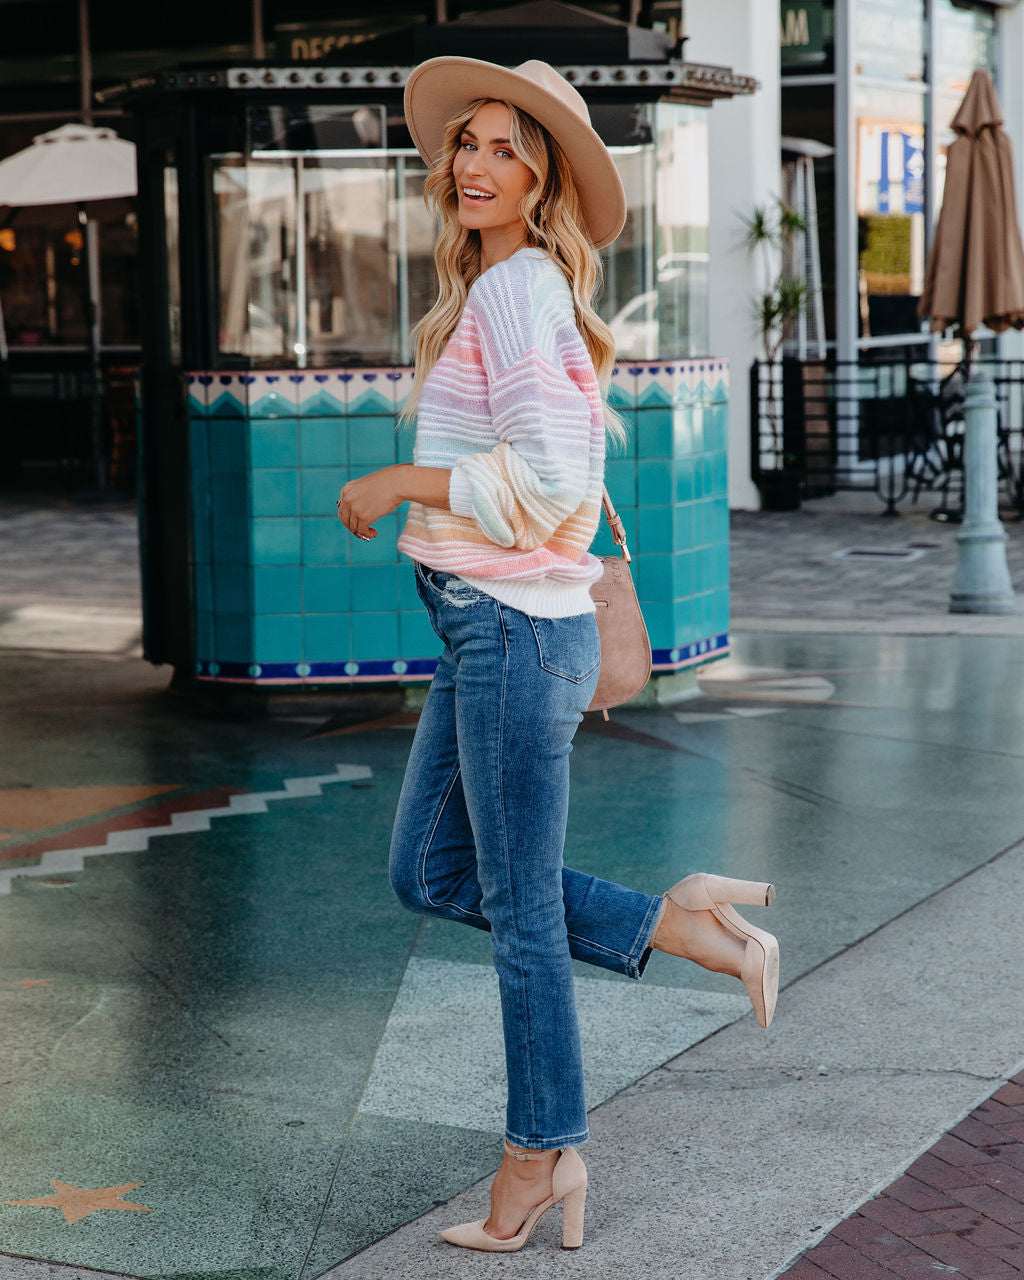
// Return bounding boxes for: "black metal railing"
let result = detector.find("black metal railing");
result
[750,356,1024,517]
[0,362,139,494]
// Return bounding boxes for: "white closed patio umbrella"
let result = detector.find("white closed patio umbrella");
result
[0,122,137,486]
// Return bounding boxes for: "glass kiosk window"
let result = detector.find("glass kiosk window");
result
[209,99,710,368]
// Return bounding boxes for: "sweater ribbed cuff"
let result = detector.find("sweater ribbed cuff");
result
[448,465,476,518]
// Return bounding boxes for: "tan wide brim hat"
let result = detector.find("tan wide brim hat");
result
[403,56,627,250]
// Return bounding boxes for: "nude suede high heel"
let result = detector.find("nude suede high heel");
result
[666,873,779,1028]
[440,1142,587,1251]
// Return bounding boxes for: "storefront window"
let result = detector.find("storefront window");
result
[854,0,925,83]
[855,85,925,339]
[780,0,1002,355]
[781,85,836,343]
[934,0,997,208]
[211,99,710,369]
[936,0,996,120]
[99,205,139,346]
[0,201,137,350]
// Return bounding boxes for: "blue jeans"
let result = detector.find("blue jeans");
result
[389,564,664,1150]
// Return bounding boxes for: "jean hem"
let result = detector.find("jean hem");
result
[504,1128,590,1151]
[629,893,668,980]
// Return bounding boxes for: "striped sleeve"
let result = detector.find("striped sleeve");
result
[449,261,594,551]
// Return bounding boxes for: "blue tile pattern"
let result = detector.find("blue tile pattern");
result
[186,361,730,684]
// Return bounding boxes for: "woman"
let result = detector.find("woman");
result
[336,56,779,1253]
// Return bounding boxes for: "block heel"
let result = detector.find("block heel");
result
[665,872,780,1028]
[560,1182,586,1249]
[671,872,775,910]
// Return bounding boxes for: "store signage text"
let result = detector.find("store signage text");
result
[780,2,825,65]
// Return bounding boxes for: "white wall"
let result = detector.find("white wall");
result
[684,2,782,509]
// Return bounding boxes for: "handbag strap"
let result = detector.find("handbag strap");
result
[601,487,632,564]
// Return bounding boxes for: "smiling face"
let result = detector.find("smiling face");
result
[451,101,535,257]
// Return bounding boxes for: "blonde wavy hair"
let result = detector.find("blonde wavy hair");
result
[401,98,625,443]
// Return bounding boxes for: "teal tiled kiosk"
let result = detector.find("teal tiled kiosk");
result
[186,359,730,686]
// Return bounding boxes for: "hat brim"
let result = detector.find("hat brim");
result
[403,56,626,250]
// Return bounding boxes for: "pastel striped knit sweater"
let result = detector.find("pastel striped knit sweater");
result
[397,247,605,619]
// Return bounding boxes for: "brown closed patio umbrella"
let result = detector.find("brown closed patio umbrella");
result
[919,70,1024,337]
[917,69,1020,614]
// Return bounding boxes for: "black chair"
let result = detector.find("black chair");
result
[907,367,967,520]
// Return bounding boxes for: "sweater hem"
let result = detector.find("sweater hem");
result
[456,572,596,619]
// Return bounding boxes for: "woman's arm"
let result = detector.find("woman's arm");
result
[336,463,451,541]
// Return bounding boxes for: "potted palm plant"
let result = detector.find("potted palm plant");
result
[743,201,808,510]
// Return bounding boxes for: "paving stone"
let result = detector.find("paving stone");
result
[908,1230,1022,1279]
[992,1144,1024,1173]
[830,1213,914,1261]
[780,1259,838,1280]
[912,1207,990,1233]
[974,1098,1024,1128]
[950,1116,1015,1149]
[931,1134,997,1167]
[883,1250,965,1279]
[906,1151,985,1191]
[730,500,1024,631]
[990,1241,1024,1267]
[803,1239,899,1280]
[961,1217,1024,1249]
[992,1083,1024,1106]
[963,1160,1024,1200]
[955,1183,1024,1228]
[858,1195,966,1237]
[885,1174,961,1212]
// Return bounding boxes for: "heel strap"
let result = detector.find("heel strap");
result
[504,1141,551,1161]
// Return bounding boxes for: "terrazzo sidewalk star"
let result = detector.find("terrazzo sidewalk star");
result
[6,1180,151,1225]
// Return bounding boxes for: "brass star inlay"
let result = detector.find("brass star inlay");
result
[6,1179,151,1224]
[14,978,52,988]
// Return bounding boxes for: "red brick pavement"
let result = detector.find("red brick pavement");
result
[779,1070,1024,1279]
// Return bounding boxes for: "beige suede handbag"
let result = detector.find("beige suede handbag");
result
[587,489,652,716]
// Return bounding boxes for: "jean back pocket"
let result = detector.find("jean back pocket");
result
[528,613,601,684]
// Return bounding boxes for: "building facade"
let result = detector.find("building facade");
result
[3,1,1023,686]
[101,2,748,688]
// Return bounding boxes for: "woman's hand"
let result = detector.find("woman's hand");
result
[336,464,453,540]
[336,465,410,541]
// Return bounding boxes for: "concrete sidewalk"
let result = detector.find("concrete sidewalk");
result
[327,836,1024,1280]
